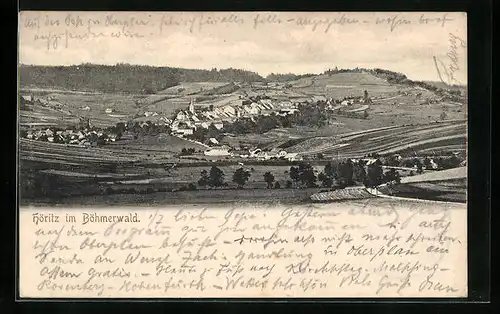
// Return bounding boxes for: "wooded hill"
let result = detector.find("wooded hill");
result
[19,64,265,94]
[19,64,466,103]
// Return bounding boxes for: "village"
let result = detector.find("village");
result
[19,91,372,161]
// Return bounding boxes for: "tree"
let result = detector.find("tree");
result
[198,170,209,188]
[316,153,324,160]
[233,167,251,189]
[363,110,369,119]
[440,111,447,121]
[274,181,281,189]
[415,159,424,174]
[423,157,432,169]
[207,124,221,140]
[364,159,384,188]
[324,162,338,179]
[318,172,333,188]
[115,122,126,138]
[297,162,317,188]
[385,155,401,167]
[338,159,354,187]
[209,166,225,188]
[353,161,367,183]
[263,172,275,189]
[383,168,401,184]
[289,166,300,187]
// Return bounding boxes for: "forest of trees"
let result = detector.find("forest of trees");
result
[265,73,317,82]
[19,64,265,94]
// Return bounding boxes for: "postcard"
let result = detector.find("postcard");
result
[18,11,467,298]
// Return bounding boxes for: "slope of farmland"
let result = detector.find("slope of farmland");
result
[376,167,467,203]
[285,120,466,157]
[291,73,400,99]
[400,166,467,184]
[158,82,230,95]
[20,138,141,166]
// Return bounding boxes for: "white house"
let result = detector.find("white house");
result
[280,108,299,115]
[21,95,32,102]
[212,122,224,130]
[174,128,194,136]
[249,148,262,157]
[176,110,188,121]
[243,105,253,114]
[363,158,379,165]
[204,147,231,156]
[160,117,172,124]
[286,153,302,161]
[277,150,288,158]
[105,108,113,114]
[208,137,219,145]
[257,103,267,110]
[248,103,261,115]
[429,158,439,169]
[223,105,237,116]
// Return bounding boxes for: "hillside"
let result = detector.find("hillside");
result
[19,64,265,94]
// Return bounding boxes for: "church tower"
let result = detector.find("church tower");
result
[189,99,195,114]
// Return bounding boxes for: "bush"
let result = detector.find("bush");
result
[285,180,293,188]
[274,181,281,189]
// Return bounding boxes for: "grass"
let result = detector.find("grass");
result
[380,179,466,203]
[282,120,466,157]
[21,188,320,207]
[158,82,230,95]
[20,91,143,128]
[400,167,467,183]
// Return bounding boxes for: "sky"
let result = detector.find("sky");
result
[18,11,467,83]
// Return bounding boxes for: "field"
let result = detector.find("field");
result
[379,179,467,203]
[158,82,230,95]
[19,68,468,205]
[20,91,144,129]
[378,167,467,203]
[276,120,466,157]
[25,188,319,207]
[400,166,467,183]
[291,73,401,99]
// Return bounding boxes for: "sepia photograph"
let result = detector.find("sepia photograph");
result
[17,11,469,298]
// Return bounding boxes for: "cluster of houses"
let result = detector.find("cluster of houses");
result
[169,97,300,136]
[20,94,63,110]
[203,146,302,161]
[22,128,119,146]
